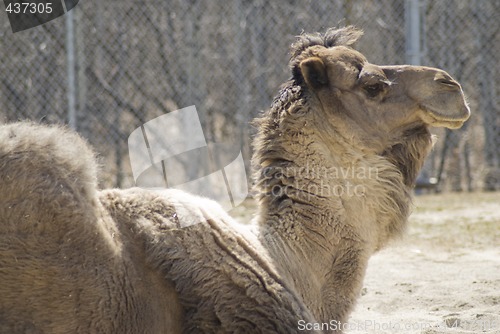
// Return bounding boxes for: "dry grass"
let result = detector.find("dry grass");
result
[408,192,500,250]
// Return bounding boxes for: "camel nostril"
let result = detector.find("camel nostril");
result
[436,78,460,90]
[434,73,460,89]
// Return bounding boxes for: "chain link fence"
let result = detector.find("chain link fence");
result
[0,0,498,191]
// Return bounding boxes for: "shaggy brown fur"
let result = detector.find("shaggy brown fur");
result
[0,123,183,333]
[0,27,469,333]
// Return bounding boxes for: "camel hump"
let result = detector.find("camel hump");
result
[0,122,99,235]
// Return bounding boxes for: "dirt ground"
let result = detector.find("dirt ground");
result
[348,192,500,334]
[232,192,500,333]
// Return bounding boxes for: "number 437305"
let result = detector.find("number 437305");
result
[5,2,53,14]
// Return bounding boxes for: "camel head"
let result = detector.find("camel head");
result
[290,26,470,153]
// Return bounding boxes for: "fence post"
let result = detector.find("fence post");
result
[405,0,422,66]
[65,8,76,130]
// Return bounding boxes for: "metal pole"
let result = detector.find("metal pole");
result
[405,0,421,65]
[65,8,76,129]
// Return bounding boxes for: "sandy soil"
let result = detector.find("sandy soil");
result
[347,192,500,334]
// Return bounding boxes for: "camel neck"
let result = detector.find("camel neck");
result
[254,182,373,325]
[251,128,417,323]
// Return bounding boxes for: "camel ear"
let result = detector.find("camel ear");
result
[300,57,328,88]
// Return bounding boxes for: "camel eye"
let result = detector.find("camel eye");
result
[363,82,385,98]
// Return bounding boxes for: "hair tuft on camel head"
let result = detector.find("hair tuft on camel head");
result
[290,25,363,60]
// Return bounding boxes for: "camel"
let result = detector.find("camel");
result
[0,27,470,333]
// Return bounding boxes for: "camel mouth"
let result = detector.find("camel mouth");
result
[420,107,470,129]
